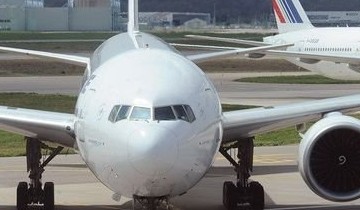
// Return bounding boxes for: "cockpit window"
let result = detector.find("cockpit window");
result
[184,105,196,123]
[155,106,176,121]
[116,105,131,121]
[108,105,121,122]
[130,106,151,121]
[155,104,196,123]
[173,105,188,122]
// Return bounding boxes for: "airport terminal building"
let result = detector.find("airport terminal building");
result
[307,11,360,27]
[0,0,121,31]
[0,0,210,31]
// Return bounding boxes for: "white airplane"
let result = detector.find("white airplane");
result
[187,0,360,80]
[2,0,360,210]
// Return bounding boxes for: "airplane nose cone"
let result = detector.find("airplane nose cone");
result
[127,126,178,176]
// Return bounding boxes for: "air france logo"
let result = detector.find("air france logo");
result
[273,0,304,23]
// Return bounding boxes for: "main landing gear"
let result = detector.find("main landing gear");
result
[219,138,264,210]
[17,137,63,210]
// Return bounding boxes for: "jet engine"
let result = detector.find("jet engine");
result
[246,53,266,59]
[298,58,320,64]
[348,64,360,73]
[299,112,360,202]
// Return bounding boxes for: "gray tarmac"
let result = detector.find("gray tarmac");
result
[0,76,82,95]
[1,146,360,210]
[1,72,360,106]
[208,73,360,106]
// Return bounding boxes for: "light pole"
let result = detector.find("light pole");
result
[213,2,216,26]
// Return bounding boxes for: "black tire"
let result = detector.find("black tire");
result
[44,182,55,210]
[17,182,28,210]
[223,181,237,210]
[249,181,264,210]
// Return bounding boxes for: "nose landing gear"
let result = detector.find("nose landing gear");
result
[220,137,265,210]
[16,137,63,210]
[132,195,171,210]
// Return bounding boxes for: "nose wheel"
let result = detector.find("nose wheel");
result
[16,137,63,210]
[220,138,265,210]
[132,195,171,210]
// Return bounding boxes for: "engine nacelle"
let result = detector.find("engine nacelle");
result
[246,53,266,59]
[298,58,320,64]
[299,112,360,202]
[348,64,360,73]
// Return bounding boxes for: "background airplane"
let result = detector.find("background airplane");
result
[187,0,360,80]
[1,0,360,210]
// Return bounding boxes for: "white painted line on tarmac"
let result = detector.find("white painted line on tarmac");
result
[267,205,347,210]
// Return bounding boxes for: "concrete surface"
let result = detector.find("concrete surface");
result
[1,145,360,210]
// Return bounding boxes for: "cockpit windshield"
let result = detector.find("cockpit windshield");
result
[116,105,131,121]
[130,107,151,121]
[154,105,195,123]
[154,106,176,121]
[108,104,195,123]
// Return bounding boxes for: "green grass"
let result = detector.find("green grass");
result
[0,42,101,53]
[236,75,360,84]
[0,31,267,41]
[222,104,301,146]
[154,32,266,47]
[0,93,76,113]
[0,31,265,50]
[0,93,76,157]
[0,131,26,157]
[255,127,300,146]
[0,32,116,41]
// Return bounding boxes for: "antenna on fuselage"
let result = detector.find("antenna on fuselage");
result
[128,0,139,33]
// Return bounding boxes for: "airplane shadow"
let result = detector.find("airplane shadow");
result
[1,204,360,210]
[47,163,299,176]
[48,163,88,169]
[208,165,298,177]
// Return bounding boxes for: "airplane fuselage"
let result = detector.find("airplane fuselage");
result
[264,27,360,80]
[73,32,223,198]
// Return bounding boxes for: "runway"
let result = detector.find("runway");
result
[1,72,360,106]
[1,146,360,210]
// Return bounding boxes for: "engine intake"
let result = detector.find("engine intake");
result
[299,113,360,201]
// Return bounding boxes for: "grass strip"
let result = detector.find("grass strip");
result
[222,104,301,146]
[0,95,340,156]
[236,75,360,84]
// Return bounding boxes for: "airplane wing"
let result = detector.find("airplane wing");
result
[186,35,360,65]
[171,43,240,51]
[185,35,268,47]
[187,43,292,63]
[0,46,80,148]
[265,50,360,65]
[0,106,76,148]
[222,94,360,142]
[0,46,89,67]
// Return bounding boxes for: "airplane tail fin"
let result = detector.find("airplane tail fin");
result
[272,0,314,33]
[128,0,139,32]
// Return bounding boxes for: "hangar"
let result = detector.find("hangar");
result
[0,0,121,31]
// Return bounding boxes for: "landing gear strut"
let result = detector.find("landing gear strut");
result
[17,137,63,210]
[220,137,264,210]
